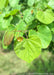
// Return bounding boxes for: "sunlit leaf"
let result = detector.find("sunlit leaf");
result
[36,9,54,24]
[28,0,35,6]
[48,0,54,9]
[14,35,41,63]
[9,0,20,7]
[0,0,6,9]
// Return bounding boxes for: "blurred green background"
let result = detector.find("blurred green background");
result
[0,31,54,75]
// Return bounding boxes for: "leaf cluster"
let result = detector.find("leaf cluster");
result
[0,0,54,63]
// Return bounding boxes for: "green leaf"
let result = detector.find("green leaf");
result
[35,0,48,10]
[37,25,52,48]
[48,0,54,9]
[16,20,27,31]
[28,0,35,6]
[23,9,35,24]
[47,23,54,30]
[11,15,19,25]
[27,27,52,48]
[27,21,37,30]
[51,28,54,33]
[9,0,20,7]
[13,5,22,11]
[14,35,41,63]
[36,9,54,24]
[29,30,37,37]
[52,33,54,42]
[0,15,6,31]
[5,0,9,7]
[7,24,15,31]
[4,9,19,17]
[0,0,6,9]
[0,24,6,31]
[1,16,13,28]
[10,9,18,15]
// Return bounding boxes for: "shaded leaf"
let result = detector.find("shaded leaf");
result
[16,20,27,31]
[2,30,14,46]
[0,16,13,29]
[37,25,52,48]
[23,9,35,24]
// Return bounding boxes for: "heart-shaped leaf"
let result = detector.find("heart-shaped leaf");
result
[14,35,41,63]
[36,9,54,24]
[29,26,52,48]
[37,25,52,48]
